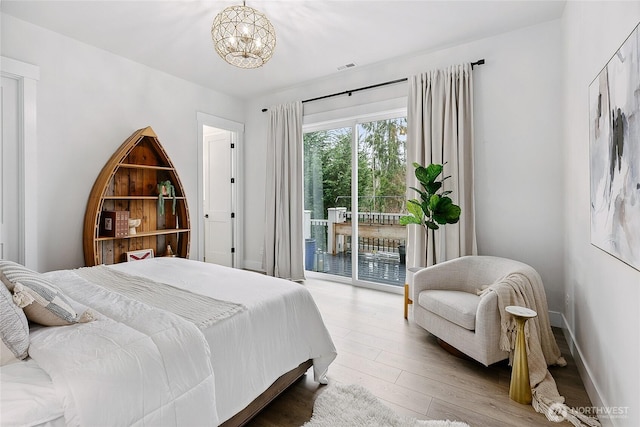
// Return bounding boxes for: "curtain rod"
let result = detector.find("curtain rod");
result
[261,59,485,112]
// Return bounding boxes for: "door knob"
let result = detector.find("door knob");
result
[205,214,209,218]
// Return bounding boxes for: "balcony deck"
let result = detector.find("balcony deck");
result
[306,210,407,287]
[309,251,406,287]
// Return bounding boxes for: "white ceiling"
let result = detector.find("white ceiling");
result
[1,1,566,99]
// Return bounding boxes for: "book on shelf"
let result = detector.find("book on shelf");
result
[99,210,129,238]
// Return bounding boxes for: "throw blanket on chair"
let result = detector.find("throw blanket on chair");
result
[479,272,600,427]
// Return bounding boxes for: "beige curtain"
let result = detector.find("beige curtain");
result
[406,63,477,268]
[263,101,305,280]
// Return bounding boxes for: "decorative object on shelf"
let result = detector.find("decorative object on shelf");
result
[589,21,640,271]
[164,244,175,257]
[211,1,276,69]
[128,218,141,235]
[99,211,129,238]
[83,126,191,266]
[158,180,176,215]
[126,249,154,262]
[399,162,461,264]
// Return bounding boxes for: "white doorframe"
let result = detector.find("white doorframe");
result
[1,56,39,269]
[196,112,244,268]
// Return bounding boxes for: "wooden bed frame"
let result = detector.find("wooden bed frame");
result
[220,359,313,426]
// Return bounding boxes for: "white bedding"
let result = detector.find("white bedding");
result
[27,267,219,427]
[1,258,336,426]
[108,258,337,422]
[0,358,64,427]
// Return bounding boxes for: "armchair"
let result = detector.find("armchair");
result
[411,255,538,366]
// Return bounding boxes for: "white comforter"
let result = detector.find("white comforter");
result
[8,258,337,426]
[108,258,337,423]
[29,268,218,426]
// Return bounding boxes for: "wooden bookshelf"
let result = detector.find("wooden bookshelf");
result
[83,126,191,266]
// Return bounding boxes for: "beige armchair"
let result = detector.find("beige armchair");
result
[411,255,537,366]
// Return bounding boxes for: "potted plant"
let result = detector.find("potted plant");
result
[399,162,461,263]
[158,180,177,215]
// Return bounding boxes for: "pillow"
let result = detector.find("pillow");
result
[0,260,93,326]
[0,281,29,366]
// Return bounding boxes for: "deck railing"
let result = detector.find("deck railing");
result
[346,211,404,225]
[308,211,406,259]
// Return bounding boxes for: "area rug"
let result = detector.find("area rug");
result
[303,384,470,427]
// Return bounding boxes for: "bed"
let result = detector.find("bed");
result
[0,257,337,426]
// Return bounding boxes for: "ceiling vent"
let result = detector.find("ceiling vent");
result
[337,63,356,71]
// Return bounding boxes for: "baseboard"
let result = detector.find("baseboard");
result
[548,310,563,328]
[559,314,616,427]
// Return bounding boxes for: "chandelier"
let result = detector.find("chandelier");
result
[211,1,277,69]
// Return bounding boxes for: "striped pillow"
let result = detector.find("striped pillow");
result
[0,260,92,326]
[0,282,29,365]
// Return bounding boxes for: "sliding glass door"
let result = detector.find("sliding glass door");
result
[304,125,353,280]
[355,118,407,285]
[303,113,407,291]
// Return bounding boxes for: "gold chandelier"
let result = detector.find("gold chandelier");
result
[211,1,276,69]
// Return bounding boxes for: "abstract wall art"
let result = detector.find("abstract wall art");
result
[589,22,640,271]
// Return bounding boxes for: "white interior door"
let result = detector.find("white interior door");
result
[203,127,234,267]
[1,76,21,262]
[1,57,39,269]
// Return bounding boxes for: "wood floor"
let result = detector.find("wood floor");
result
[248,278,594,427]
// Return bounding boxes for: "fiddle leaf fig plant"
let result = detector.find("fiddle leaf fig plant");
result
[399,163,461,230]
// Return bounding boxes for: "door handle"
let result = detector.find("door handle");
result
[205,214,209,218]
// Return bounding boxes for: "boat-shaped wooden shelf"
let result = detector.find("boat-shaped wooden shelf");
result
[83,126,191,266]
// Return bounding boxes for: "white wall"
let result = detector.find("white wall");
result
[1,14,245,272]
[562,3,640,426]
[5,6,638,422]
[244,20,566,311]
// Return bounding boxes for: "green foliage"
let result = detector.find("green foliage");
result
[303,117,407,218]
[304,128,373,218]
[158,180,176,215]
[399,162,461,231]
[358,119,406,213]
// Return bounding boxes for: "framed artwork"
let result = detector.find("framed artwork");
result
[126,249,154,262]
[589,22,640,271]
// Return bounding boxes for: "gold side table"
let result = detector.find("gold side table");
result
[505,305,537,404]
